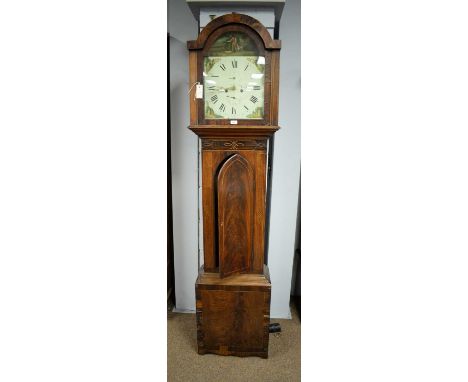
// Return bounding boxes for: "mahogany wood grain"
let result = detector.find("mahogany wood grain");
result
[217,154,254,277]
[187,13,281,51]
[196,265,271,358]
[201,150,216,271]
[189,125,280,138]
[188,50,199,125]
[200,147,266,274]
[197,264,271,287]
[269,50,280,125]
[253,150,267,273]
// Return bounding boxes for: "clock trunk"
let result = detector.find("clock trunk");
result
[187,13,281,358]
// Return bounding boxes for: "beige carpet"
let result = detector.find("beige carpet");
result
[167,304,301,382]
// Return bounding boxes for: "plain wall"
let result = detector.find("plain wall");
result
[267,0,301,318]
[168,0,199,311]
[168,0,301,318]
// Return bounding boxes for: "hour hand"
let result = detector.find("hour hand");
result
[207,85,235,92]
[207,85,223,91]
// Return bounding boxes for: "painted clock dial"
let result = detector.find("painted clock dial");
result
[203,32,265,120]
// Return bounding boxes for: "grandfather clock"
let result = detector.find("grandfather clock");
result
[187,13,280,358]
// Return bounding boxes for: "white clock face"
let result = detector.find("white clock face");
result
[203,56,265,120]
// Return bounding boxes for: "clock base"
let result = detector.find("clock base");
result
[195,265,271,358]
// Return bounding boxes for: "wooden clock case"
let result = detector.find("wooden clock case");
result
[187,13,281,358]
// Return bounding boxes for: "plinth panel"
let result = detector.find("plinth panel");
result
[195,266,271,358]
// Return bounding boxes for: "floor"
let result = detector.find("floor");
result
[167,302,301,382]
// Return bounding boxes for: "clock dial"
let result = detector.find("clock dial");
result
[203,54,265,119]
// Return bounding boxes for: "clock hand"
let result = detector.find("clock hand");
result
[211,86,229,92]
[209,83,237,93]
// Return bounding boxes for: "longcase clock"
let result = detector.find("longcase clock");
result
[187,13,281,358]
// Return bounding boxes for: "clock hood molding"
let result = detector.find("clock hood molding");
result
[187,13,281,50]
[189,125,280,138]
